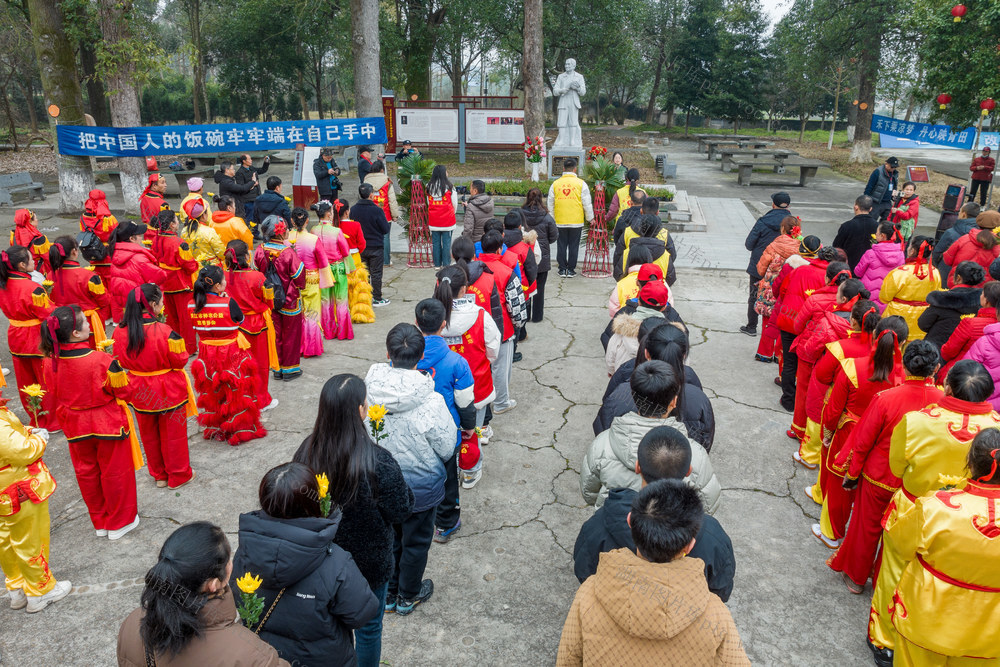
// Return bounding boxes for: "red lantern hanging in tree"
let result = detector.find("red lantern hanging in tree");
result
[982,98,996,116]
[937,94,952,110]
[951,4,967,21]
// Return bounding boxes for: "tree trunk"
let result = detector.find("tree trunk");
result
[188,0,203,124]
[665,107,675,128]
[644,45,666,124]
[27,0,93,212]
[403,0,433,99]
[522,0,545,142]
[799,115,807,143]
[97,0,145,214]
[79,40,111,127]
[0,83,19,150]
[350,0,382,150]
[828,82,842,150]
[850,37,878,163]
[313,57,325,119]
[684,107,691,136]
[16,78,39,132]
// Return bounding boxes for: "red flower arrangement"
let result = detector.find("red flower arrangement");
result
[523,136,547,163]
[586,145,608,161]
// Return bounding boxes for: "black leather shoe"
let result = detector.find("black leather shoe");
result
[739,325,757,336]
[867,640,893,667]
[512,352,523,363]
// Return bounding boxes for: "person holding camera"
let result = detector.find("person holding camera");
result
[313,148,342,203]
[395,140,420,162]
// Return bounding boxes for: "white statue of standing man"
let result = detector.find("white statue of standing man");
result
[552,58,586,149]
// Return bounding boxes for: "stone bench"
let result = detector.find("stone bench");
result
[0,171,44,206]
[720,149,798,172]
[733,158,829,187]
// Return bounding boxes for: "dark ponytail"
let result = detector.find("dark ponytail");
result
[870,315,908,383]
[139,522,231,657]
[192,265,224,312]
[109,220,144,257]
[291,206,310,231]
[908,235,934,260]
[154,209,176,234]
[0,245,30,286]
[48,235,76,273]
[839,278,870,302]
[967,428,1000,484]
[978,229,999,251]
[852,299,881,335]
[451,236,476,277]
[122,283,162,355]
[626,168,641,199]
[224,240,250,271]
[642,321,689,420]
[826,261,851,285]
[433,265,468,325]
[212,193,235,212]
[39,305,83,358]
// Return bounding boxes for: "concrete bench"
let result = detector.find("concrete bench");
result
[720,149,798,172]
[704,140,743,161]
[733,158,829,187]
[0,171,44,206]
[339,146,358,173]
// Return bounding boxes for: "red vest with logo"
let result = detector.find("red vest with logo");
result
[479,253,514,340]
[370,182,393,221]
[427,190,456,229]
[448,309,494,404]
[507,241,535,297]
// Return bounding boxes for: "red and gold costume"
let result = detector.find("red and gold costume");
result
[253,242,305,378]
[43,342,138,532]
[49,260,111,344]
[150,230,199,354]
[188,292,266,445]
[139,176,169,226]
[0,271,56,428]
[828,377,943,587]
[79,190,118,287]
[888,480,1000,666]
[819,352,903,540]
[10,209,51,275]
[112,318,196,488]
[0,404,58,597]
[879,261,941,341]
[868,397,1000,650]
[227,267,277,408]
[108,242,168,323]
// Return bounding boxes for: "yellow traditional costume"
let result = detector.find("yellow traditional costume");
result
[879,261,941,341]
[869,397,1000,650]
[0,404,58,597]
[887,479,1000,666]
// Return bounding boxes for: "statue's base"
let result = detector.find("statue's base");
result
[549,149,586,176]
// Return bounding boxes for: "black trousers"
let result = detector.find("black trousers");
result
[435,451,460,530]
[556,228,583,271]
[779,330,798,410]
[362,247,384,301]
[390,507,436,599]
[970,180,990,206]
[529,271,548,323]
[747,277,759,329]
[874,201,892,222]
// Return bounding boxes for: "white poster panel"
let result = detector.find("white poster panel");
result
[465,109,525,144]
[293,145,321,187]
[394,108,460,143]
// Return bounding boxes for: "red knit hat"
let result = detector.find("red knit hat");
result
[637,263,664,282]
[638,281,670,308]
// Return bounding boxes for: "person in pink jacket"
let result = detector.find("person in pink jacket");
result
[289,207,332,356]
[965,322,1000,411]
[854,222,905,312]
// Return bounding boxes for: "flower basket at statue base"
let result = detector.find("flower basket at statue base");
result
[581,182,612,278]
[530,162,541,182]
[407,177,434,268]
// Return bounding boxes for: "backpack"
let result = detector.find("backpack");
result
[261,251,287,311]
[77,215,108,262]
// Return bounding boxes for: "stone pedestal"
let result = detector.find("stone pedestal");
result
[548,149,586,176]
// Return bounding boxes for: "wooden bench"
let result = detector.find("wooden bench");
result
[733,158,830,187]
[0,171,44,206]
[719,149,798,172]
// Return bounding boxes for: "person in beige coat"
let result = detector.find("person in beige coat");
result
[557,479,749,666]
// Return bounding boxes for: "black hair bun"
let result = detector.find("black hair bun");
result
[309,203,319,212]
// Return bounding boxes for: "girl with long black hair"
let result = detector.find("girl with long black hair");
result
[47,235,111,343]
[111,283,196,489]
[293,374,413,667]
[188,265,266,445]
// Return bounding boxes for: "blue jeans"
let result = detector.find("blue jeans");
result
[383,232,391,265]
[432,230,452,267]
[354,581,388,667]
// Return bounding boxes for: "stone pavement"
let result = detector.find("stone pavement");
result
[0,262,875,666]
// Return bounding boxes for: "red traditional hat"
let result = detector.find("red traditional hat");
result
[638,281,670,308]
[182,197,207,220]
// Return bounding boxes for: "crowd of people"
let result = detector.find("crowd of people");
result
[741,179,1000,666]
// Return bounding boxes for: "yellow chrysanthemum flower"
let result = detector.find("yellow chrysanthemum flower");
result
[236,572,263,595]
[316,473,329,499]
[367,404,387,423]
[21,384,45,398]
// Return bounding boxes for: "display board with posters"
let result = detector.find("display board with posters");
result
[394,108,460,143]
[465,109,525,145]
[906,166,930,183]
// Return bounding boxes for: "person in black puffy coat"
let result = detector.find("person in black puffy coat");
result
[519,188,558,323]
[232,462,379,667]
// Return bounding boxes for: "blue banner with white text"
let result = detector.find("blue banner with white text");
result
[870,114,975,150]
[56,117,387,157]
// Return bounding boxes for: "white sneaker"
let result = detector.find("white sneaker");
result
[9,589,26,610]
[461,468,483,489]
[811,523,841,549]
[262,398,279,412]
[793,450,817,470]
[1,367,9,376]
[26,580,71,613]
[479,425,494,445]
[373,299,390,307]
[95,529,108,537]
[804,485,820,505]
[109,515,140,541]
[493,399,517,415]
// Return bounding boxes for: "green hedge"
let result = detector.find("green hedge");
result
[454,180,674,201]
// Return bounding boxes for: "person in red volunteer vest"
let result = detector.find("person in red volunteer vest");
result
[149,209,199,354]
[426,165,459,268]
[451,236,503,336]
[47,236,111,344]
[502,210,539,364]
[478,230,527,415]
[112,284,196,490]
[139,173,170,226]
[40,305,139,540]
[364,160,402,267]
[0,246,57,429]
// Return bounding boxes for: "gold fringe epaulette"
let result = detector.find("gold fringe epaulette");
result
[168,335,187,355]
[107,361,129,389]
[88,277,106,295]
[31,289,49,308]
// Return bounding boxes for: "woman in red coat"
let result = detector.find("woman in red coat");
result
[40,306,139,540]
[253,216,306,381]
[0,246,57,429]
[188,265,266,445]
[828,339,943,593]
[107,221,168,323]
[940,212,1000,287]
[939,281,1000,381]
[47,236,111,344]
[112,284,196,489]
[10,209,50,275]
[225,240,278,411]
[149,210,199,354]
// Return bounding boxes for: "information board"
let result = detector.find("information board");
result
[394,108,459,143]
[906,166,930,183]
[465,109,525,145]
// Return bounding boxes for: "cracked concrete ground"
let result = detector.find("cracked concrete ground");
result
[0,263,871,666]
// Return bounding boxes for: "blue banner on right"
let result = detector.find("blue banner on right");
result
[871,114,976,150]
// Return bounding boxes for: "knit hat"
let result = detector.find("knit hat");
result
[637,263,664,282]
[990,257,1000,282]
[186,177,204,191]
[984,147,991,154]
[183,197,207,221]
[638,281,670,308]
[799,235,821,258]
[976,211,1000,230]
